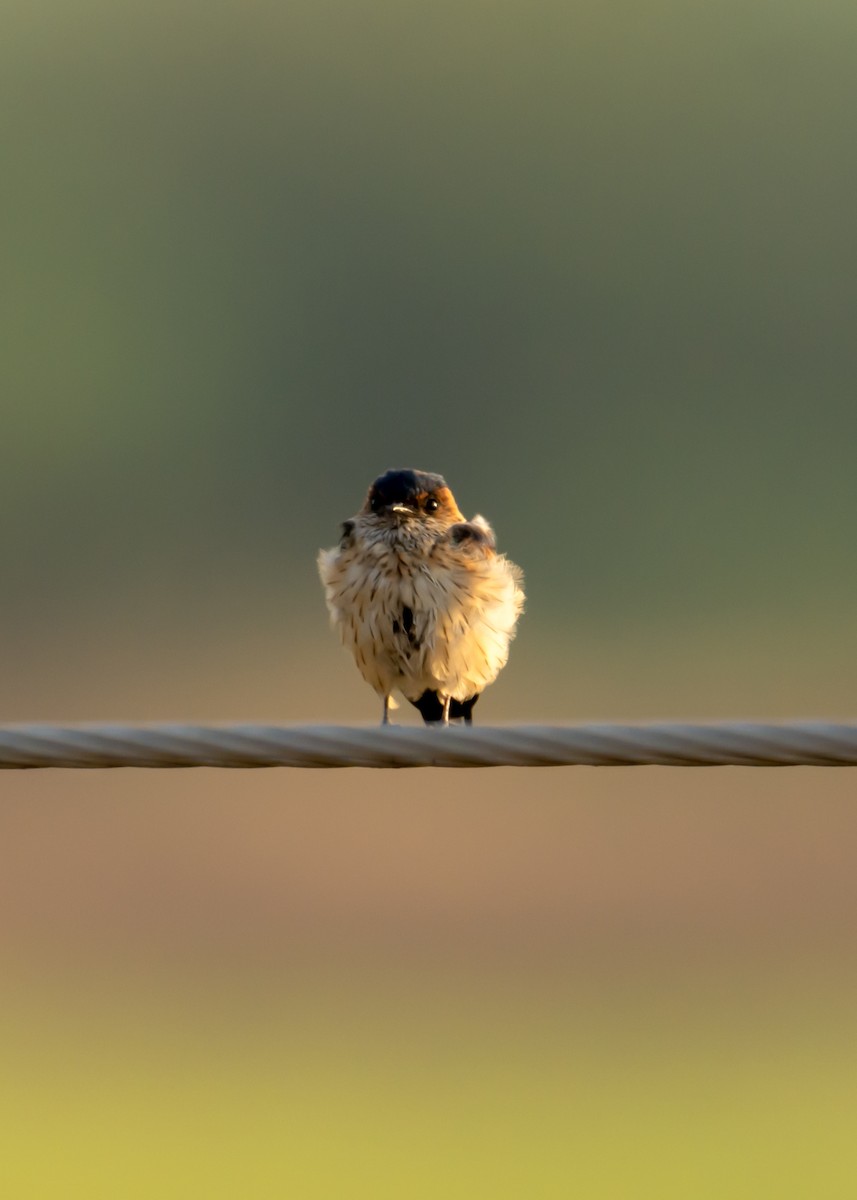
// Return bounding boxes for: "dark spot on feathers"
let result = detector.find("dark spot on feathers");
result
[401,605,419,648]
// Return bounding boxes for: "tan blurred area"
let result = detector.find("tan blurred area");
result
[4,753,857,979]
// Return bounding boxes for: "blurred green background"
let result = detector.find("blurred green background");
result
[3,0,857,1195]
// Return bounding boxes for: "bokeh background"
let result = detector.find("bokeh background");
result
[3,0,857,1195]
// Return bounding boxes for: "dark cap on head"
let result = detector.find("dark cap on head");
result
[367,468,448,509]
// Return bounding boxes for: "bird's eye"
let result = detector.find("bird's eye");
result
[425,496,440,513]
[369,494,383,512]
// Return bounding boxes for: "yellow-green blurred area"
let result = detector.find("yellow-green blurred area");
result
[3,0,857,1194]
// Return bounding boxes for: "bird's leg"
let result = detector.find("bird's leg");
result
[381,694,392,725]
[441,694,451,726]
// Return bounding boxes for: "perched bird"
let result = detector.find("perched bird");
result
[318,468,525,725]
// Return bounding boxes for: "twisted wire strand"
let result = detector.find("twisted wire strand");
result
[1,722,857,769]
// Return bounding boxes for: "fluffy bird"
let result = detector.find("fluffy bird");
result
[318,468,525,725]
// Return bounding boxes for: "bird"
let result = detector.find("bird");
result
[317,468,525,725]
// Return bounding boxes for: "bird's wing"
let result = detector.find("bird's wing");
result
[439,517,497,555]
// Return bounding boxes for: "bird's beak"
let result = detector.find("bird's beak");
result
[389,503,414,515]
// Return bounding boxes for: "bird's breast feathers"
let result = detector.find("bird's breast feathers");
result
[317,516,524,702]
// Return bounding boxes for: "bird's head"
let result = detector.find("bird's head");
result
[362,468,463,524]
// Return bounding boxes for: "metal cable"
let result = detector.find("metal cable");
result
[1,722,857,768]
